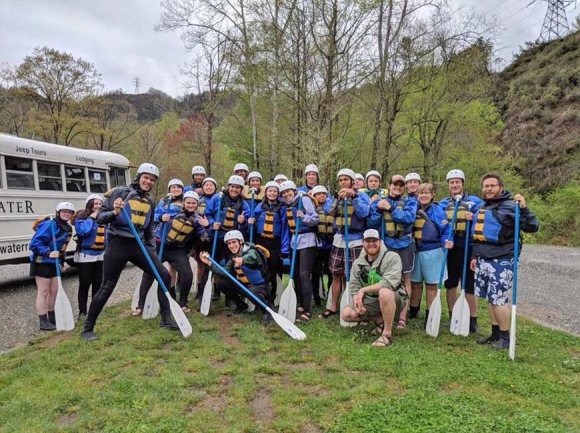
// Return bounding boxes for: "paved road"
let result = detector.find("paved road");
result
[0,244,578,353]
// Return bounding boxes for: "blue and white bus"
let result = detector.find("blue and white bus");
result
[0,133,131,265]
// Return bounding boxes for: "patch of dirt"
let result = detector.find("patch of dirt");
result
[58,413,77,426]
[283,361,320,370]
[38,332,69,349]
[568,350,580,358]
[199,394,227,411]
[220,374,233,386]
[249,388,274,423]
[300,424,323,433]
[215,313,241,346]
[116,308,133,319]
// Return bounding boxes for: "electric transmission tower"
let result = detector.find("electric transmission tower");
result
[539,0,574,42]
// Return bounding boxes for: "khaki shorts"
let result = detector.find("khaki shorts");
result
[349,287,407,321]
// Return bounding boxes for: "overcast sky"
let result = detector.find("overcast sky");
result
[1,0,578,97]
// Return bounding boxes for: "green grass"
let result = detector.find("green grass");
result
[1,289,579,433]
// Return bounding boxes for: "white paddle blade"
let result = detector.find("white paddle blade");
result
[190,257,198,295]
[278,280,297,323]
[426,294,442,337]
[340,284,356,327]
[326,287,333,310]
[509,304,517,360]
[274,274,283,306]
[266,307,306,340]
[131,283,140,312]
[142,283,160,320]
[166,292,192,338]
[55,283,75,331]
[319,277,325,299]
[450,293,470,336]
[200,271,213,316]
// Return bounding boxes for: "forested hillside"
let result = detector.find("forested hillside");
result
[1,3,579,245]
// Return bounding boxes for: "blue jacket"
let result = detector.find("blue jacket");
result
[204,193,251,240]
[154,197,183,240]
[439,193,483,248]
[254,199,290,254]
[369,195,417,249]
[470,190,539,260]
[74,217,107,256]
[413,202,452,252]
[29,216,72,264]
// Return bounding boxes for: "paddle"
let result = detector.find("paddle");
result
[278,192,302,323]
[246,188,257,312]
[121,207,192,337]
[143,195,172,320]
[450,211,472,336]
[340,198,356,327]
[509,203,520,360]
[200,193,222,316]
[275,274,283,307]
[426,195,461,337]
[49,216,75,331]
[204,254,306,340]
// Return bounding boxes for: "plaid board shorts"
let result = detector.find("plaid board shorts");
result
[329,244,363,276]
[474,256,514,306]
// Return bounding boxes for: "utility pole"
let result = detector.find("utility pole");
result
[539,0,574,42]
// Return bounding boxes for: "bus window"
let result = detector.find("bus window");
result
[5,156,34,189]
[109,167,126,187]
[89,169,107,193]
[65,165,86,192]
[38,162,63,191]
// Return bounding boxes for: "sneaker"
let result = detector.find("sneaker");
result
[80,330,98,341]
[78,313,87,321]
[261,313,272,325]
[470,325,482,335]
[477,334,499,345]
[232,304,249,315]
[493,337,509,350]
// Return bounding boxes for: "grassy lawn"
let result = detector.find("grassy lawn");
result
[1,288,579,433]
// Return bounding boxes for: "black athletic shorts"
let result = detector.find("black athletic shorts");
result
[444,245,474,294]
[30,262,58,279]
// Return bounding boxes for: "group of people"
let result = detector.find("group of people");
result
[28,161,539,349]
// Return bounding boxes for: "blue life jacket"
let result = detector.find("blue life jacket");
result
[234,245,269,286]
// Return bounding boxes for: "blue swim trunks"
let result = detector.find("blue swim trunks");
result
[474,257,514,306]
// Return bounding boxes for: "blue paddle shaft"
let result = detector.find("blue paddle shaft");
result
[250,189,255,243]
[289,195,303,278]
[513,203,520,305]
[344,198,350,283]
[211,195,222,259]
[437,199,461,290]
[49,217,61,278]
[460,219,471,291]
[121,207,169,294]
[205,255,267,310]
[158,198,171,261]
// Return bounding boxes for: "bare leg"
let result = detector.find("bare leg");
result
[425,283,437,308]
[35,276,51,315]
[410,281,423,308]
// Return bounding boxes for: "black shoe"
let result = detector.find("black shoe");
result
[493,337,509,350]
[47,311,56,325]
[443,319,451,328]
[261,312,272,325]
[160,313,180,330]
[477,334,499,345]
[39,315,56,331]
[470,325,482,335]
[80,329,98,341]
[232,304,249,315]
[78,313,87,321]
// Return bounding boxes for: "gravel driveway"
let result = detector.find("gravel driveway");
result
[0,244,578,353]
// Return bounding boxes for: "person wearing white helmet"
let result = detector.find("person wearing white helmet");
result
[200,230,272,323]
[184,165,206,194]
[274,174,288,185]
[438,169,484,332]
[297,164,319,193]
[81,162,181,341]
[404,173,421,197]
[369,174,418,329]
[340,229,407,347]
[72,194,107,320]
[319,168,370,319]
[253,181,290,301]
[353,173,365,190]
[362,170,387,201]
[242,172,265,241]
[137,190,204,314]
[204,175,252,302]
[233,163,250,182]
[312,185,334,303]
[29,202,75,331]
[280,179,320,321]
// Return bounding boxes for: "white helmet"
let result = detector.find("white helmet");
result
[224,230,244,243]
[264,181,280,192]
[85,194,104,205]
[183,191,200,202]
[202,177,217,188]
[305,164,319,175]
[248,171,262,181]
[233,163,249,173]
[137,163,160,178]
[312,185,328,195]
[191,165,206,175]
[405,172,421,183]
[337,168,355,180]
[274,174,288,182]
[279,180,297,193]
[365,170,381,181]
[167,178,184,189]
[56,202,75,212]
[355,173,364,181]
[446,169,465,182]
[228,175,245,187]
